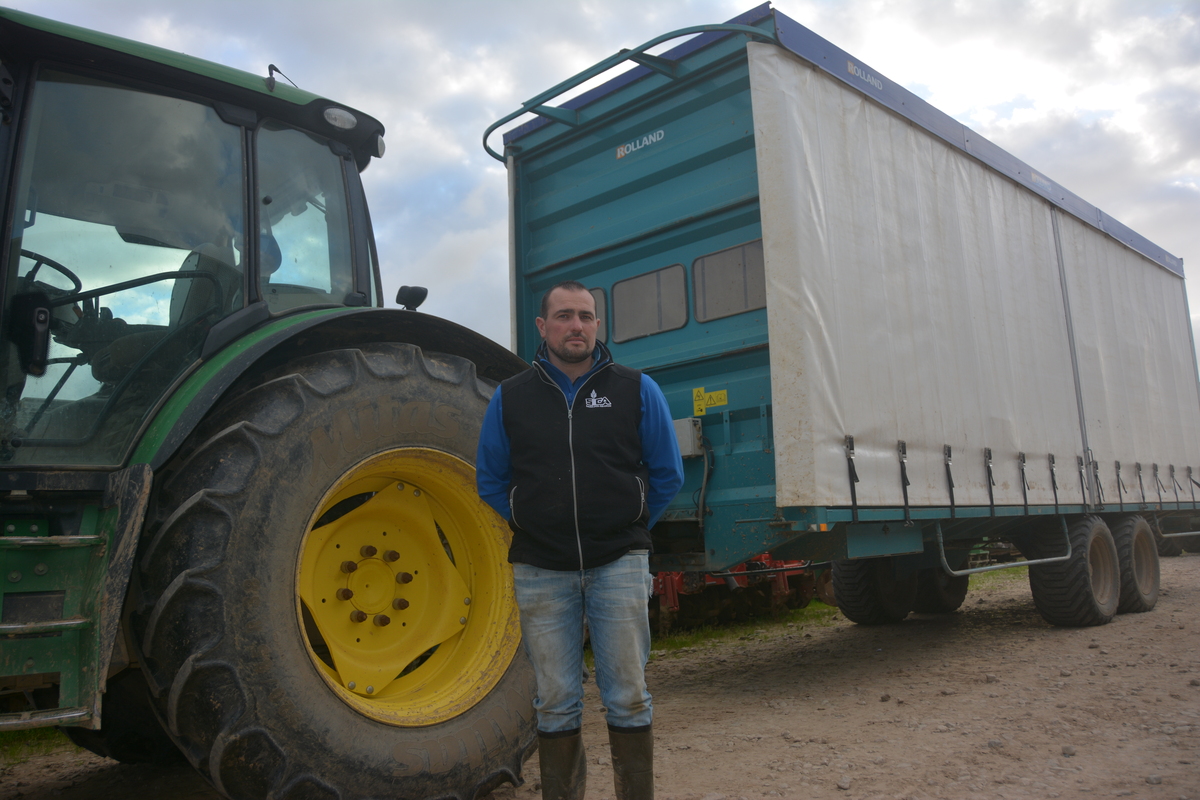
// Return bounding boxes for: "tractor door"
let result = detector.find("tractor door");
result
[1,66,361,468]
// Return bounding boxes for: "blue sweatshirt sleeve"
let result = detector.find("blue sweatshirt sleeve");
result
[475,387,512,520]
[638,374,684,528]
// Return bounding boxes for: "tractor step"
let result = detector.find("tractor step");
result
[0,706,92,731]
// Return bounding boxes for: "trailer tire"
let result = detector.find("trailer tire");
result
[1028,516,1119,627]
[129,344,535,800]
[912,568,969,614]
[1111,515,1159,614]
[831,557,916,624]
[1155,531,1184,557]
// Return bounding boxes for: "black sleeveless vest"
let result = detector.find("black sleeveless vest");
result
[500,360,649,570]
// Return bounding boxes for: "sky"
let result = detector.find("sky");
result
[8,0,1200,359]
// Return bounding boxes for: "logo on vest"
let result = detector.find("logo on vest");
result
[584,389,612,409]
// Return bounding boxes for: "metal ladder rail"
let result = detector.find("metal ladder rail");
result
[0,533,105,731]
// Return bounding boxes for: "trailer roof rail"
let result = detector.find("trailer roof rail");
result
[482,22,778,162]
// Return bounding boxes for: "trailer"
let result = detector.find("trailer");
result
[485,3,1200,628]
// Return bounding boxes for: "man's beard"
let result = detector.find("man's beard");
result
[549,339,592,364]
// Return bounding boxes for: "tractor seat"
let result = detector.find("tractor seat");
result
[90,244,242,384]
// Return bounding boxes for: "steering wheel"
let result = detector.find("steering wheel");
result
[20,249,83,295]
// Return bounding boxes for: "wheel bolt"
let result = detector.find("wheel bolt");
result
[459,616,467,625]
[393,598,409,610]
[336,588,354,601]
[350,610,367,623]
[366,686,374,694]
[360,545,378,558]
[348,681,356,690]
[341,561,358,574]
[396,572,413,584]
[464,597,471,605]
[373,614,391,627]
[383,550,400,562]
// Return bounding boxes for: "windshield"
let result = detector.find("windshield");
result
[1,70,245,466]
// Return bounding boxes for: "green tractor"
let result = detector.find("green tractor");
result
[0,8,536,797]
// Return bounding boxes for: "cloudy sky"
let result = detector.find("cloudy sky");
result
[9,0,1200,358]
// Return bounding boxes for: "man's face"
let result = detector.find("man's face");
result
[536,288,598,366]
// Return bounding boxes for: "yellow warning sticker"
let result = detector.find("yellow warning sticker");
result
[692,387,728,416]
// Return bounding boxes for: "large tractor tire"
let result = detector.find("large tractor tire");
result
[912,568,969,614]
[1111,515,1159,614]
[1028,516,1119,627]
[128,344,536,800]
[831,556,917,624]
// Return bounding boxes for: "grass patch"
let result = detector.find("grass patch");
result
[648,599,840,656]
[968,563,1029,590]
[0,726,77,766]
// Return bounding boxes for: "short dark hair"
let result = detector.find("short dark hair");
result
[540,280,591,318]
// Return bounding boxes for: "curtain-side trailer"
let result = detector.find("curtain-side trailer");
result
[484,3,1200,628]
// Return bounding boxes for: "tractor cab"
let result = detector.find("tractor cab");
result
[0,10,384,468]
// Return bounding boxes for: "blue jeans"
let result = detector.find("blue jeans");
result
[512,551,654,733]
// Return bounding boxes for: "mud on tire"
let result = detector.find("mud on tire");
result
[128,344,536,800]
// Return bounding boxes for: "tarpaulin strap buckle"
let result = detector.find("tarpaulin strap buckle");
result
[1077,456,1087,508]
[1154,463,1165,509]
[845,436,859,523]
[1092,460,1105,507]
[1170,465,1182,507]
[1136,462,1146,509]
[985,448,996,518]
[1019,452,1029,516]
[944,445,956,519]
[1049,454,1059,515]
[1115,461,1127,512]
[1189,467,1198,509]
[898,440,911,526]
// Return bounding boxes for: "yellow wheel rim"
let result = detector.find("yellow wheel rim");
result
[296,448,519,726]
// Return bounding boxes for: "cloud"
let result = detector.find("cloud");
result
[9,0,1199,360]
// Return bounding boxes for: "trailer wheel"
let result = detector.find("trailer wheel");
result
[911,568,969,614]
[831,557,917,624]
[130,344,535,800]
[1154,522,1184,557]
[1111,515,1159,614]
[1027,516,1119,627]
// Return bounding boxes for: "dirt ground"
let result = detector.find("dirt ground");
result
[3,554,1198,800]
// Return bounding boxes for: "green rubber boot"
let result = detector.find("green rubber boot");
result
[537,729,586,800]
[608,724,654,800]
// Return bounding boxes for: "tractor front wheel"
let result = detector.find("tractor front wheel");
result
[130,344,535,799]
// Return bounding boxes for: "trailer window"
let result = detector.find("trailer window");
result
[694,239,766,323]
[589,287,607,342]
[611,264,687,342]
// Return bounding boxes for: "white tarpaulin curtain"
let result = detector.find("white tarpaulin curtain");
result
[747,43,1200,510]
[1058,212,1200,505]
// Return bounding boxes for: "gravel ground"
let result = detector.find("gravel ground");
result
[3,554,1198,800]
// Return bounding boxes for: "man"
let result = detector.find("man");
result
[477,280,684,800]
